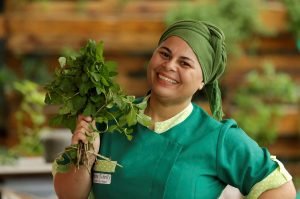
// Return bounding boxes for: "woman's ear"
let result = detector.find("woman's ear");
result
[199,82,205,90]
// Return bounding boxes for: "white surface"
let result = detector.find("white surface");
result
[0,157,52,175]
[1,178,57,199]
[0,157,56,199]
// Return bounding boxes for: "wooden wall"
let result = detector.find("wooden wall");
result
[3,1,300,92]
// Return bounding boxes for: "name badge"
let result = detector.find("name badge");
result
[93,173,111,184]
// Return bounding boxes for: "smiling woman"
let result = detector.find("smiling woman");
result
[146,36,204,117]
[52,20,296,199]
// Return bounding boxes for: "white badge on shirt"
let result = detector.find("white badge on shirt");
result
[93,173,111,184]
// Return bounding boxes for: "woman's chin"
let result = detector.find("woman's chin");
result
[151,88,176,99]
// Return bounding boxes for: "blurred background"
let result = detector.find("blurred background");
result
[0,0,299,198]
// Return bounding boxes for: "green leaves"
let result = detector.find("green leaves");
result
[44,39,150,139]
[232,63,298,146]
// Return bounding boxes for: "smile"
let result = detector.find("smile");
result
[158,74,178,84]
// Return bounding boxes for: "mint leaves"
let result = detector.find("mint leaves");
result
[44,40,150,140]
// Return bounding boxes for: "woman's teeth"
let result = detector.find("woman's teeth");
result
[158,74,177,84]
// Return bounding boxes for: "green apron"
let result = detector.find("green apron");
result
[92,104,277,199]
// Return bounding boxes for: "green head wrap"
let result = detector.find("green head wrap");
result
[158,20,227,121]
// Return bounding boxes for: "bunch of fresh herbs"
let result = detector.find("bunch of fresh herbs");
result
[44,39,150,169]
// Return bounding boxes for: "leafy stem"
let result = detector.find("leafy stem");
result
[67,92,80,101]
[105,110,122,129]
[86,150,123,168]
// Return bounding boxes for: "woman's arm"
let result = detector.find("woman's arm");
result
[54,164,94,199]
[53,115,100,199]
[258,181,296,199]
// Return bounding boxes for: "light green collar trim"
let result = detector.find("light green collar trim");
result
[154,103,193,133]
[141,95,193,134]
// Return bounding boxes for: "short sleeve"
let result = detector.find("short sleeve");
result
[246,156,292,198]
[216,119,278,196]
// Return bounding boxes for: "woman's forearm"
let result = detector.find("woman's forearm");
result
[53,116,100,199]
[258,181,296,199]
[54,164,93,199]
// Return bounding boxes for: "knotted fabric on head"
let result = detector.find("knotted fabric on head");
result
[158,20,227,121]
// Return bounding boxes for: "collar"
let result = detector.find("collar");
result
[141,95,193,134]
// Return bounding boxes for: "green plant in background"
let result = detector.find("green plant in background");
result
[165,0,264,56]
[21,57,52,84]
[0,147,18,165]
[0,57,52,93]
[283,0,300,51]
[0,57,51,161]
[0,66,17,141]
[0,57,51,137]
[0,66,18,94]
[13,0,90,14]
[231,62,298,146]
[10,80,46,156]
[0,78,46,159]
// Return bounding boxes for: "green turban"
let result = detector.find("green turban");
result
[158,20,227,121]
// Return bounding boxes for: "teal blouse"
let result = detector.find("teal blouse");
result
[92,103,279,199]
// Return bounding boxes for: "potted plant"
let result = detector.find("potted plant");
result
[9,80,46,156]
[283,0,300,51]
[0,57,72,163]
[229,62,298,146]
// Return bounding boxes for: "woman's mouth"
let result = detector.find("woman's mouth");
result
[158,74,178,84]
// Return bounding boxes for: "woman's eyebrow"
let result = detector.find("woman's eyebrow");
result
[159,46,195,64]
[180,56,195,64]
[159,46,172,53]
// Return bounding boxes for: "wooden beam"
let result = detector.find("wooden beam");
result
[4,1,173,54]
[5,1,177,17]
[269,136,300,160]
[259,2,289,33]
[223,54,300,86]
[4,1,292,54]
[277,106,300,136]
[0,15,5,39]
[229,55,300,71]
[6,16,165,54]
[246,34,297,53]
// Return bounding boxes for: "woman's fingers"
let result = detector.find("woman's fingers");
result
[72,115,95,144]
[78,115,93,123]
[77,115,95,132]
[75,120,90,132]
[71,129,88,144]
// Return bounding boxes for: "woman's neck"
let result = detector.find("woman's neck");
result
[145,95,191,123]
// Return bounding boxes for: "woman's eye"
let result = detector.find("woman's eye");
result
[180,61,191,68]
[160,51,169,59]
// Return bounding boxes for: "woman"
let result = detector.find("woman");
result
[53,20,296,199]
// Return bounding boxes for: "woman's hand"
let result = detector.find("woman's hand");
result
[54,114,100,199]
[72,115,100,155]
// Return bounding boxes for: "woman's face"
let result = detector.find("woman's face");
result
[147,36,204,104]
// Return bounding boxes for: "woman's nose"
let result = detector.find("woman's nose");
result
[163,59,177,71]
